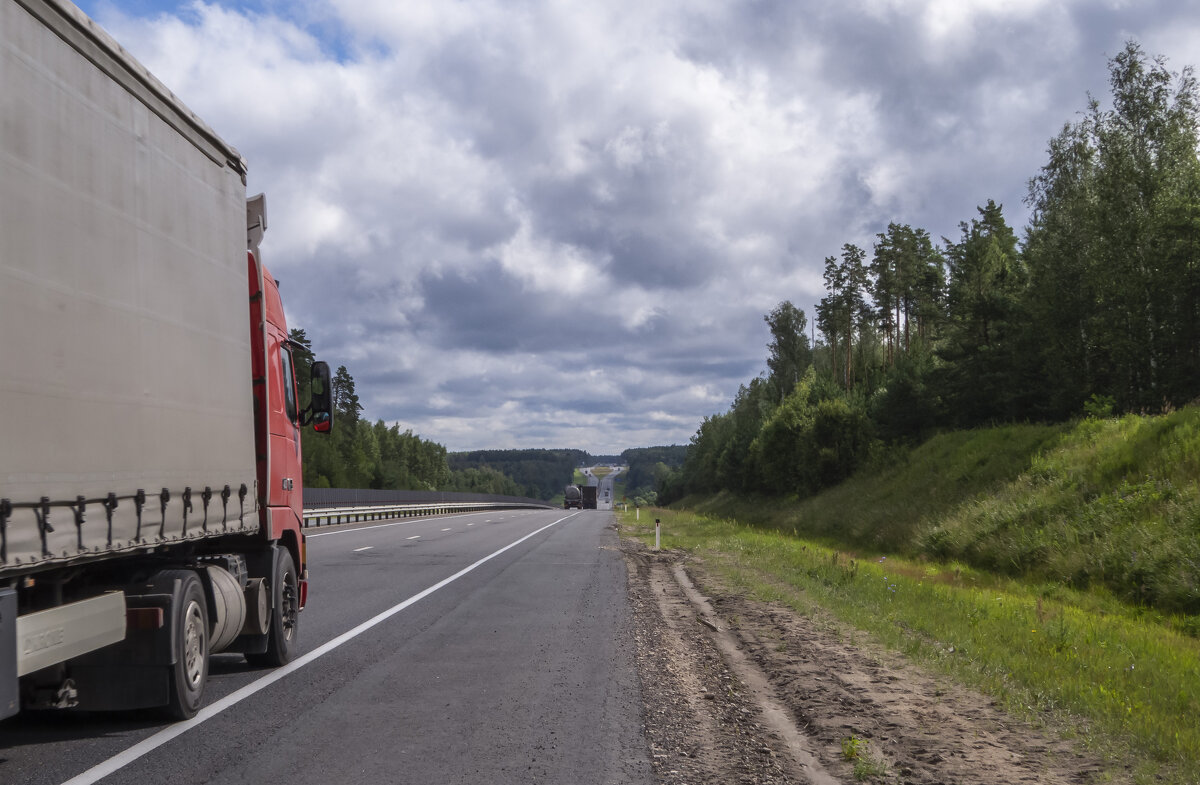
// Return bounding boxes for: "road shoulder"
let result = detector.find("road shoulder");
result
[622,536,1117,784]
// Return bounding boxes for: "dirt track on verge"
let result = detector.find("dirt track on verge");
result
[622,535,1120,784]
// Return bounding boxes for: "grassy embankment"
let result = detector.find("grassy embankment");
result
[613,475,628,504]
[622,409,1200,784]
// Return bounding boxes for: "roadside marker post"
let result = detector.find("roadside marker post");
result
[655,518,661,551]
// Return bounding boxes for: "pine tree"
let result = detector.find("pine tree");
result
[940,200,1026,424]
[332,365,363,423]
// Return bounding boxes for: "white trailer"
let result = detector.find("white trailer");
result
[0,0,331,719]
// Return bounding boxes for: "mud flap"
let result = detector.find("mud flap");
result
[68,586,177,711]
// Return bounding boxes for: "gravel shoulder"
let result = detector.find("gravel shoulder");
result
[622,535,1119,784]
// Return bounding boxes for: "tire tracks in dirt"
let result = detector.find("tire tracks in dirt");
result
[623,537,1119,784]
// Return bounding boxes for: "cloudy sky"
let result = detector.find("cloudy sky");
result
[77,0,1200,454]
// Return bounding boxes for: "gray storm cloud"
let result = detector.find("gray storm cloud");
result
[83,0,1200,452]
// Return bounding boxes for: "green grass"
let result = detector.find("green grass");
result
[919,413,1200,617]
[683,409,1200,621]
[621,507,1200,784]
[683,422,1065,550]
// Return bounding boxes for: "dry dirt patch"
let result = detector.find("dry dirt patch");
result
[623,538,1117,784]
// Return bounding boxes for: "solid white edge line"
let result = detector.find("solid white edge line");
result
[59,511,582,785]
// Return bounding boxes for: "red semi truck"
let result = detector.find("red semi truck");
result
[0,0,332,719]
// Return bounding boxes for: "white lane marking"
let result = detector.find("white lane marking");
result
[467,523,474,526]
[353,546,374,552]
[307,520,419,538]
[441,528,452,532]
[305,509,515,539]
[59,511,582,785]
[406,535,421,540]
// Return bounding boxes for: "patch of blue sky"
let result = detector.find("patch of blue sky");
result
[74,0,208,17]
[72,0,362,64]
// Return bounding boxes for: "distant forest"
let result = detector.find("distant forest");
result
[289,358,597,501]
[621,446,688,506]
[662,43,1200,503]
[448,449,592,500]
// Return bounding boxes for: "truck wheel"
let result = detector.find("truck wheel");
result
[163,570,209,720]
[246,549,298,668]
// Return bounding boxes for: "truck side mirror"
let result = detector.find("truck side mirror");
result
[307,361,334,433]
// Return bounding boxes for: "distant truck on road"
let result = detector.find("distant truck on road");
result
[582,486,598,509]
[564,485,583,509]
[1,0,332,721]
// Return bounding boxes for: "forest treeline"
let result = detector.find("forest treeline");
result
[661,43,1200,503]
[289,344,593,499]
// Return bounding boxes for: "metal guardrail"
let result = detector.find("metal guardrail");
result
[304,487,548,509]
[302,500,551,527]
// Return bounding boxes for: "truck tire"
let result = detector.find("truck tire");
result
[163,570,209,720]
[246,549,298,668]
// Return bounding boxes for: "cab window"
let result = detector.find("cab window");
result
[280,344,298,423]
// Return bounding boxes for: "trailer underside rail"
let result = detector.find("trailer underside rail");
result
[0,483,254,570]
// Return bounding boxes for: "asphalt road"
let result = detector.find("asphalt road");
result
[0,509,653,785]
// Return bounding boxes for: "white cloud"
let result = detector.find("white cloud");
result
[74,0,1200,452]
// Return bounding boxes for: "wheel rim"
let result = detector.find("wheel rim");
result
[280,571,298,643]
[182,600,206,690]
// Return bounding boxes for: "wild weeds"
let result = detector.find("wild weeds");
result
[841,735,888,781]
